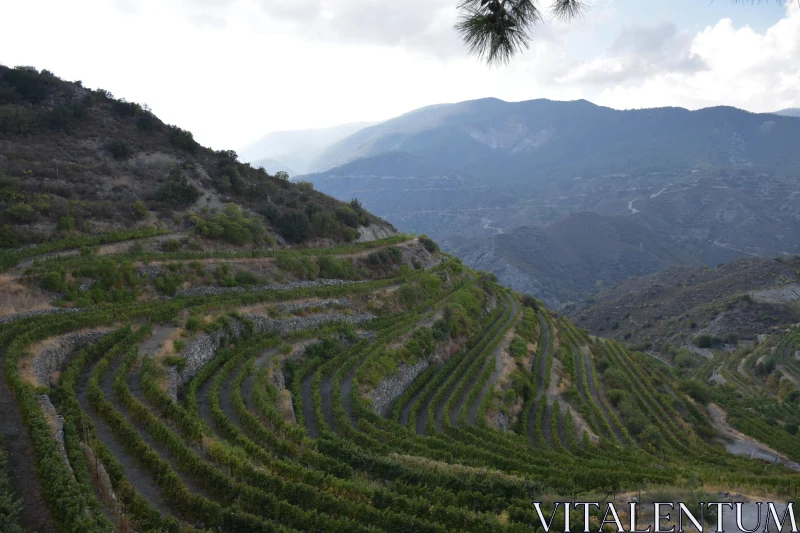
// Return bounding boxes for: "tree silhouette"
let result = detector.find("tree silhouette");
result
[455,0,585,66]
[456,0,795,66]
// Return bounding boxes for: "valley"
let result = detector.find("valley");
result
[1,66,799,533]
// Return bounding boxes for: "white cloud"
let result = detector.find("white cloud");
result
[584,2,800,111]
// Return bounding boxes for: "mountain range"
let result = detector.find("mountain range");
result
[297,98,800,306]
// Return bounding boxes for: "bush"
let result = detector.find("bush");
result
[191,203,268,245]
[161,239,182,252]
[168,126,198,152]
[317,256,358,279]
[335,206,360,228]
[275,210,311,244]
[693,334,722,349]
[680,379,711,404]
[276,256,319,280]
[7,202,36,222]
[56,216,75,233]
[419,234,439,253]
[153,167,200,207]
[107,139,134,160]
[132,199,149,219]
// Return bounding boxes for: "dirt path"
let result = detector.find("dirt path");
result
[340,368,359,430]
[0,353,58,533]
[320,371,337,434]
[541,403,553,444]
[301,372,319,438]
[708,403,800,471]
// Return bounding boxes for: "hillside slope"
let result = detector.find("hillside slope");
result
[0,65,394,252]
[1,67,799,533]
[455,212,708,307]
[569,255,800,353]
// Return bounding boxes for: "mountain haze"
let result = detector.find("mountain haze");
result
[240,121,377,174]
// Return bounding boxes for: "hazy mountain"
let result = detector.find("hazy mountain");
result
[305,98,800,306]
[239,121,377,174]
[776,108,800,117]
[311,98,800,178]
[250,157,299,177]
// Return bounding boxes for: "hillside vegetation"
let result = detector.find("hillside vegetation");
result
[1,67,799,533]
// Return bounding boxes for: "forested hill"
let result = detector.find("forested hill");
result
[0,65,395,253]
[0,66,799,533]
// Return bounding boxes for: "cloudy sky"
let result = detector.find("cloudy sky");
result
[1,0,798,151]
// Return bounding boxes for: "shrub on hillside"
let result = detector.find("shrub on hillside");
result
[419,234,439,253]
[335,206,360,228]
[190,204,269,246]
[153,167,200,207]
[107,139,133,160]
[275,209,311,244]
[693,334,722,349]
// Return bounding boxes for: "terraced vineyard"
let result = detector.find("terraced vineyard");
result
[2,229,800,533]
[2,66,800,533]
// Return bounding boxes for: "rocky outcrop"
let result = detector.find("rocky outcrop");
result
[356,222,398,243]
[368,360,428,417]
[33,330,110,387]
[494,412,509,433]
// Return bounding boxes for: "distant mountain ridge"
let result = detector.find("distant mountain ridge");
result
[775,108,800,117]
[304,97,800,306]
[240,121,377,175]
[310,98,800,179]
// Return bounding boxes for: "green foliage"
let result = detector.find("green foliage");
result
[276,255,319,280]
[693,334,722,349]
[335,206,360,228]
[191,204,268,245]
[131,199,149,219]
[317,256,359,280]
[418,234,439,253]
[680,379,712,405]
[0,436,24,533]
[167,126,198,152]
[7,202,36,222]
[163,354,187,370]
[57,216,75,233]
[107,139,133,160]
[161,239,182,252]
[153,272,184,296]
[153,167,200,207]
[273,209,311,244]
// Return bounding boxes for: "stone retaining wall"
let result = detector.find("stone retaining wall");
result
[167,312,375,400]
[38,394,73,475]
[368,360,428,417]
[174,279,362,298]
[33,330,110,387]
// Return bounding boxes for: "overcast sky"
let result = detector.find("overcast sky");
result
[1,0,798,150]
